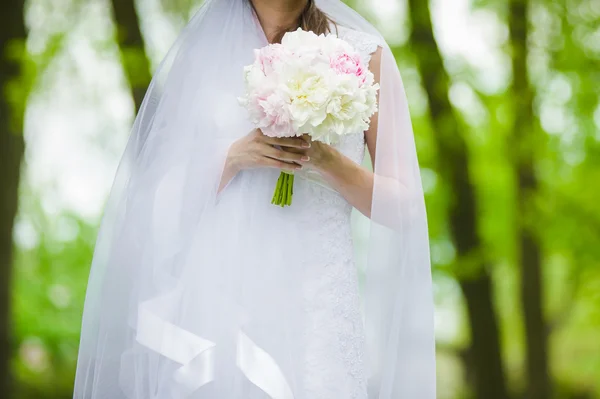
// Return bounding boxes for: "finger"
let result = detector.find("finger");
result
[263,145,309,164]
[284,147,305,155]
[260,156,302,171]
[263,136,311,149]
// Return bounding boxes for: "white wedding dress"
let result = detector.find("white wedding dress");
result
[74,2,437,397]
[285,26,383,399]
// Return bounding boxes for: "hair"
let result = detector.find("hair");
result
[250,0,335,43]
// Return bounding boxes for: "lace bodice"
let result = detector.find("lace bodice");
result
[291,27,383,399]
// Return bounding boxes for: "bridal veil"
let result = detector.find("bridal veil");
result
[73,0,436,397]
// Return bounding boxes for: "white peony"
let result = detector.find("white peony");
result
[239,28,379,144]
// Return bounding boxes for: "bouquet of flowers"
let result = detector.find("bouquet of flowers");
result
[239,28,379,206]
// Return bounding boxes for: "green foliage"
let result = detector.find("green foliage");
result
[12,192,97,397]
[3,39,34,133]
[6,0,600,398]
[119,45,153,87]
[159,0,204,29]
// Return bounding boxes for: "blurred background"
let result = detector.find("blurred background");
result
[1,0,599,398]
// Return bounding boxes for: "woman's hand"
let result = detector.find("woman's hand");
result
[286,134,340,173]
[218,129,310,192]
[228,129,311,172]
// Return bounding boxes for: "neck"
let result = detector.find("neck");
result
[251,0,309,42]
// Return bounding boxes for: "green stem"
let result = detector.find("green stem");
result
[271,172,294,207]
[287,174,293,205]
[279,173,285,206]
[279,174,285,205]
[271,173,283,205]
[279,174,287,206]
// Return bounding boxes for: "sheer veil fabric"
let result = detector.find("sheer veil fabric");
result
[73,0,436,397]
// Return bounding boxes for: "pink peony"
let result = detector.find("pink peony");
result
[255,44,286,75]
[257,92,296,137]
[330,52,366,84]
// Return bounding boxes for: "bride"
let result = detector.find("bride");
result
[74,0,436,398]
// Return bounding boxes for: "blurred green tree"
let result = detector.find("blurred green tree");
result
[507,0,550,397]
[109,0,152,112]
[0,0,27,396]
[407,0,510,397]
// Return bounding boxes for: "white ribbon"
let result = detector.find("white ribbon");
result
[136,292,294,398]
[237,331,295,399]
[136,292,216,396]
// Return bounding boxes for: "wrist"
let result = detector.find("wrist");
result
[314,144,340,175]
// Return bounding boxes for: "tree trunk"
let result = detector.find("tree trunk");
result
[407,1,509,398]
[508,1,551,398]
[0,0,27,395]
[109,0,152,112]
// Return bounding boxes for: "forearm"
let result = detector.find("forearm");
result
[317,146,374,218]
